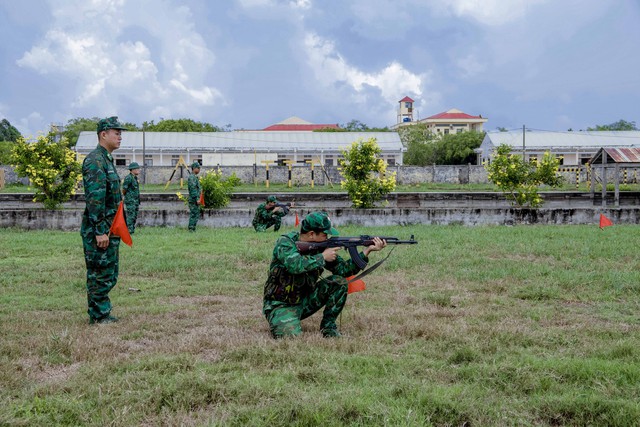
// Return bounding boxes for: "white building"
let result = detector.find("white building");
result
[75,130,405,167]
[478,130,640,165]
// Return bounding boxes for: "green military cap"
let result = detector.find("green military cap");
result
[266,195,278,203]
[128,162,140,170]
[301,211,339,236]
[191,161,201,169]
[97,116,127,133]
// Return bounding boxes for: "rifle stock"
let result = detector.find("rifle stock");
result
[296,235,418,270]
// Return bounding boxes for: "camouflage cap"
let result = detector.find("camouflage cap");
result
[266,195,278,203]
[301,211,339,236]
[128,162,140,170]
[191,161,201,169]
[97,116,127,133]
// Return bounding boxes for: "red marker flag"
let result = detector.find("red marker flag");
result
[295,212,300,227]
[109,201,133,247]
[199,191,205,206]
[347,275,366,294]
[599,214,613,230]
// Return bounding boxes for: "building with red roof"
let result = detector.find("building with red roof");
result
[262,116,339,131]
[420,108,488,134]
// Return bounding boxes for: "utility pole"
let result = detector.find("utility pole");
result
[522,124,526,160]
[142,125,146,185]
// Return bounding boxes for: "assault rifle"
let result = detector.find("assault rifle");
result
[296,235,418,269]
[267,202,304,215]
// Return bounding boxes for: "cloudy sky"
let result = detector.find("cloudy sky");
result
[1,0,639,137]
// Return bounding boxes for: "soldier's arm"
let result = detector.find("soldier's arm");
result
[275,237,325,275]
[83,158,109,237]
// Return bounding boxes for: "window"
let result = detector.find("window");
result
[115,158,127,166]
[444,129,450,135]
[388,158,396,166]
[456,129,463,133]
[144,156,153,167]
[171,155,180,166]
[325,159,333,166]
[404,102,411,108]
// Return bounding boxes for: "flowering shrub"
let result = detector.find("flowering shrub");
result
[175,169,240,208]
[339,138,396,208]
[485,144,563,207]
[11,133,82,209]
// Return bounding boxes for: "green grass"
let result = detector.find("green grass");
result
[1,224,640,426]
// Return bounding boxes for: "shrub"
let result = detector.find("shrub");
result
[339,138,396,208]
[11,133,82,209]
[200,170,239,209]
[485,144,563,207]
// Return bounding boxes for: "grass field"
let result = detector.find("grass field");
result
[1,224,639,426]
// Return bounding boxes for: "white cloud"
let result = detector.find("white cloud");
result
[303,32,427,109]
[443,0,550,26]
[455,54,486,78]
[16,0,223,120]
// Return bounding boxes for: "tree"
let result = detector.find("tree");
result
[315,119,390,132]
[339,138,396,208]
[0,141,15,164]
[63,117,137,148]
[397,123,437,165]
[438,131,485,164]
[11,133,82,209]
[399,124,484,165]
[485,144,563,208]
[587,119,637,131]
[0,119,21,142]
[142,118,222,132]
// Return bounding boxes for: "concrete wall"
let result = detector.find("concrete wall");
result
[3,164,639,188]
[2,207,639,230]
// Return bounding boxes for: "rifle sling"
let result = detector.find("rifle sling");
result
[347,246,396,284]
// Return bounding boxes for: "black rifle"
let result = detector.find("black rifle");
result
[296,235,418,269]
[268,202,305,215]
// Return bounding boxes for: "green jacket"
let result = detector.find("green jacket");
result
[187,173,201,204]
[81,145,122,237]
[263,231,367,305]
[122,173,140,207]
[252,202,285,228]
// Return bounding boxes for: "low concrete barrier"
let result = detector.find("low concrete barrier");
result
[1,207,638,230]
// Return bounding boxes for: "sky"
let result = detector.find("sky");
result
[1,0,639,137]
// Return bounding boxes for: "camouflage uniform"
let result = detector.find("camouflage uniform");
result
[187,162,202,231]
[263,212,367,338]
[122,163,140,234]
[81,116,126,323]
[252,195,286,232]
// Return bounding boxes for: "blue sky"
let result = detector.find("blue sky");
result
[1,0,639,137]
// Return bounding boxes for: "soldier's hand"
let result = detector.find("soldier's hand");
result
[322,247,340,263]
[363,237,387,256]
[96,234,110,249]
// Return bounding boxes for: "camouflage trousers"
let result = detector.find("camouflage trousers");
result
[125,203,139,234]
[188,201,200,231]
[263,275,348,338]
[83,236,120,321]
[253,215,283,232]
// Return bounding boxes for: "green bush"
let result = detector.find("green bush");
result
[199,170,239,208]
[339,138,396,208]
[485,144,563,207]
[11,133,82,209]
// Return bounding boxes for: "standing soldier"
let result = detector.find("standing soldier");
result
[187,161,202,231]
[122,162,141,234]
[81,116,127,324]
[252,195,288,232]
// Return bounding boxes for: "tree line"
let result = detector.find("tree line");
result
[0,117,637,165]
